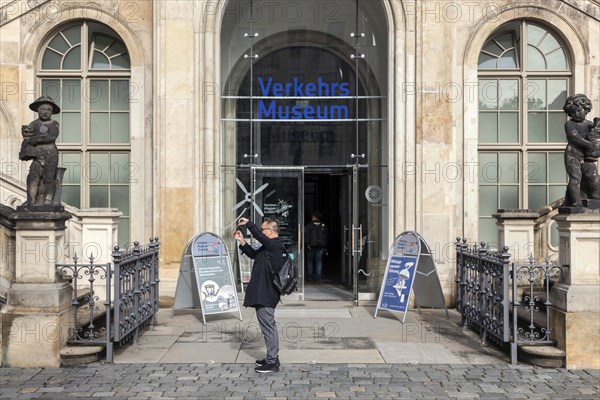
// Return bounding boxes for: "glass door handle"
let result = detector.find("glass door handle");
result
[352,225,363,255]
[343,226,349,251]
[359,225,363,254]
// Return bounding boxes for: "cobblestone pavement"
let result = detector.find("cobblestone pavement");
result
[1,363,598,400]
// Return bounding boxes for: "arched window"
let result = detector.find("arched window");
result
[39,21,131,245]
[478,21,569,245]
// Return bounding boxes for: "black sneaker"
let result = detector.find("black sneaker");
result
[255,358,280,367]
[255,363,279,373]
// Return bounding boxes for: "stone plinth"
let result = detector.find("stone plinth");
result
[77,208,121,265]
[549,308,599,369]
[12,210,71,283]
[493,209,539,262]
[0,205,16,299]
[549,210,600,369]
[494,209,541,296]
[3,281,73,368]
[2,210,73,367]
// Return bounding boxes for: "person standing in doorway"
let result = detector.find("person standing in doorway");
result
[305,211,329,282]
[233,217,284,373]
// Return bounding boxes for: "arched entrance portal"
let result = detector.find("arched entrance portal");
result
[221,0,389,302]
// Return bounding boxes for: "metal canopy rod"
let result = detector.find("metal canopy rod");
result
[350,0,366,306]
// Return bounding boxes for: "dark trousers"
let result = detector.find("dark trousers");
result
[255,306,279,364]
[306,247,325,281]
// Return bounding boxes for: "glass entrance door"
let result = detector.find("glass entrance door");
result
[251,166,304,300]
[220,0,390,303]
[341,167,365,305]
[340,165,387,304]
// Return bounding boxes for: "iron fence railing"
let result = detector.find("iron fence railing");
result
[57,238,160,363]
[455,238,511,345]
[112,238,160,346]
[511,256,563,363]
[455,238,562,365]
[57,254,113,359]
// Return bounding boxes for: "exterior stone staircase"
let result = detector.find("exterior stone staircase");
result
[515,289,565,368]
[60,288,111,366]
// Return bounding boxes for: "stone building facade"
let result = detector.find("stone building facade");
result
[1,0,599,304]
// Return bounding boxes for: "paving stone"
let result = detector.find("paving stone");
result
[0,364,598,399]
[446,392,479,398]
[67,392,93,397]
[38,387,66,393]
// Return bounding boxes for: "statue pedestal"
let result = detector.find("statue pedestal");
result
[549,210,600,369]
[493,210,540,298]
[2,211,73,368]
[12,210,71,283]
[493,209,538,261]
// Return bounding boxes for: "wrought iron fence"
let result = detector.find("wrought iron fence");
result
[511,256,562,363]
[455,238,562,365]
[455,238,511,346]
[112,238,160,346]
[57,254,113,360]
[57,237,160,363]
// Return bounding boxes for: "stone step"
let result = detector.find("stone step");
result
[519,345,565,368]
[513,289,552,334]
[69,303,114,344]
[515,301,548,331]
[524,288,548,298]
[60,344,104,367]
[521,289,549,310]
[74,301,109,330]
[64,288,115,366]
[73,288,93,306]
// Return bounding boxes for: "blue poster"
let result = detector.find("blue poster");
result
[375,231,447,322]
[378,255,418,313]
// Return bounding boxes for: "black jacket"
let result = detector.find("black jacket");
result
[305,221,328,248]
[240,221,284,308]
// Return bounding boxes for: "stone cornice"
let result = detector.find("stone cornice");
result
[0,204,16,230]
[0,0,50,27]
[563,0,600,20]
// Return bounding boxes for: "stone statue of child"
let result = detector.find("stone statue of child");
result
[587,117,600,158]
[19,96,61,207]
[582,117,600,200]
[562,94,600,206]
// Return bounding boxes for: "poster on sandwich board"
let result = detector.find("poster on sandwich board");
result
[374,231,448,322]
[171,232,242,325]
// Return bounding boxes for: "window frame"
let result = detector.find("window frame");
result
[37,21,132,245]
[477,21,571,243]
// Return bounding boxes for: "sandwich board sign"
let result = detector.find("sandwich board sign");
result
[171,232,242,325]
[374,231,448,322]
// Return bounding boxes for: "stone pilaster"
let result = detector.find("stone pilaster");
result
[549,210,600,369]
[2,210,73,368]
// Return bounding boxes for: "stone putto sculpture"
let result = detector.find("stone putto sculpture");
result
[18,96,61,208]
[562,94,600,207]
